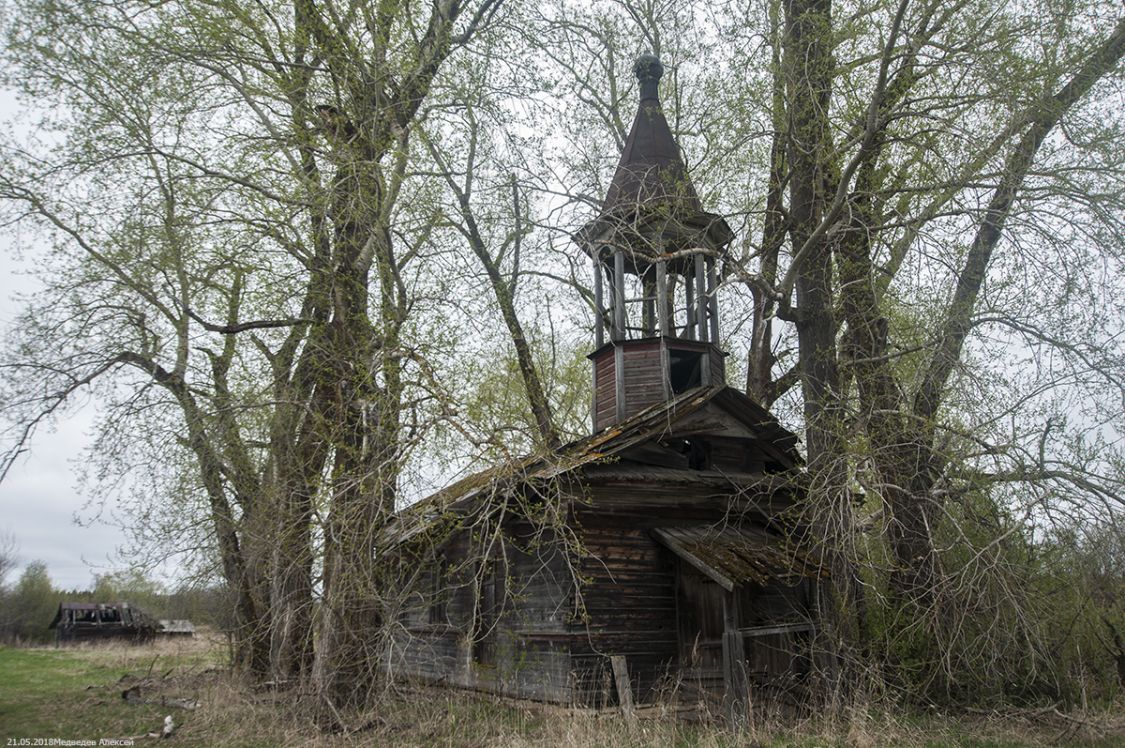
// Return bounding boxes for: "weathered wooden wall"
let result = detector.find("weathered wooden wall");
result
[590,341,668,431]
[620,342,665,419]
[736,582,813,695]
[674,559,726,698]
[56,625,153,645]
[569,519,679,706]
[591,340,733,432]
[389,519,575,702]
[565,475,810,708]
[708,346,725,386]
[390,530,472,687]
[390,437,808,709]
[592,348,616,430]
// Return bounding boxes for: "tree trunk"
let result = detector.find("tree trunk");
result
[842,15,1125,609]
[783,0,859,690]
[309,145,403,714]
[747,1,787,406]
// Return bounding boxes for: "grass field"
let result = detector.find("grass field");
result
[1,638,1122,747]
[0,635,225,743]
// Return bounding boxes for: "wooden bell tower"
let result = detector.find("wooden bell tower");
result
[577,54,734,433]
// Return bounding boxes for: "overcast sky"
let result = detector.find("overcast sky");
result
[0,86,133,591]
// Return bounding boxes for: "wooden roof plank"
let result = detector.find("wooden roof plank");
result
[652,527,735,591]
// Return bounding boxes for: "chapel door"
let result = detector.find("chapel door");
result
[735,582,813,699]
[675,558,725,692]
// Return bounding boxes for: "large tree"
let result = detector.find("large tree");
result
[0,0,507,715]
[772,0,1125,693]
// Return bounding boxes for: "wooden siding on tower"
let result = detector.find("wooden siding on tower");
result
[709,347,726,386]
[592,340,735,432]
[593,341,670,431]
[621,343,665,420]
[593,349,617,431]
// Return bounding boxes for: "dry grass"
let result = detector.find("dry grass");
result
[146,670,1125,747]
[2,637,1123,747]
[61,628,229,668]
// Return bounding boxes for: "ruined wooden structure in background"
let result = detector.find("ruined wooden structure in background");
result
[48,602,193,644]
[49,602,159,645]
[157,619,196,637]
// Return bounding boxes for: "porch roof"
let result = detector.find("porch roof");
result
[652,525,826,591]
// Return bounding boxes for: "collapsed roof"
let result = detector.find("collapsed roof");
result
[653,525,826,590]
[384,385,802,548]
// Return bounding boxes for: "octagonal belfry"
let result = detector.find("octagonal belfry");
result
[576,54,734,433]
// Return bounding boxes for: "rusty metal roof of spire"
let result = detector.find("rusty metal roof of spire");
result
[602,54,703,214]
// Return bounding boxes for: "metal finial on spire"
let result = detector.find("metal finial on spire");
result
[634,53,663,101]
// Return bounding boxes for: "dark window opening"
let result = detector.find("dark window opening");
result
[664,437,712,470]
[684,438,712,470]
[100,608,121,623]
[669,350,703,393]
[428,556,448,625]
[472,561,504,666]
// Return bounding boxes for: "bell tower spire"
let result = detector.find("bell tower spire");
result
[577,54,733,433]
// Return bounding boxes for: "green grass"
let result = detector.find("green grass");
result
[0,638,224,743]
[0,646,170,740]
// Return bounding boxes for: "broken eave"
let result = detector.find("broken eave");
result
[653,525,827,591]
[574,207,734,273]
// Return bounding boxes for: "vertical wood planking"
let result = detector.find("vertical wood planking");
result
[613,250,626,340]
[613,344,626,423]
[710,347,726,386]
[722,590,748,725]
[610,655,636,720]
[655,261,670,337]
[685,276,695,340]
[593,252,604,348]
[642,271,655,336]
[707,257,721,346]
[694,254,708,342]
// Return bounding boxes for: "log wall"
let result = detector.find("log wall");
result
[569,513,680,707]
[391,465,809,709]
[390,520,575,703]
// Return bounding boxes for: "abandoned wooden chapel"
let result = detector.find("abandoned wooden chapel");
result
[386,53,828,716]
